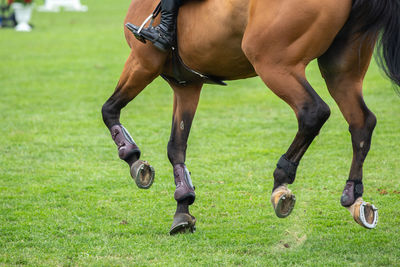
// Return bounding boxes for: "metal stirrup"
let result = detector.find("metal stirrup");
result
[137,2,162,34]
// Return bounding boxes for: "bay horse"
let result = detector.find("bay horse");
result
[102,0,400,234]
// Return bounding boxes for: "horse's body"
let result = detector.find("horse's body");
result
[102,0,400,233]
[125,0,255,79]
[124,0,351,80]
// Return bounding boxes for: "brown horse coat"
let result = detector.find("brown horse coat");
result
[101,0,400,232]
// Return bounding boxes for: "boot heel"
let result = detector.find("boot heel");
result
[125,23,146,43]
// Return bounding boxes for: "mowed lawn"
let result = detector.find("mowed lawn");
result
[1,1,400,266]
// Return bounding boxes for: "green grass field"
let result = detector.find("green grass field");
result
[1,1,400,266]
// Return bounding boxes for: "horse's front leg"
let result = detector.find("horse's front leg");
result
[102,51,163,188]
[167,82,203,235]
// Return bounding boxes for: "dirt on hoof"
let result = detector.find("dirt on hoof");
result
[363,204,375,225]
[131,160,155,189]
[272,190,296,218]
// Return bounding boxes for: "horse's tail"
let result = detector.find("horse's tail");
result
[349,0,400,88]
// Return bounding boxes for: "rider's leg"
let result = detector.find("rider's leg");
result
[126,0,182,52]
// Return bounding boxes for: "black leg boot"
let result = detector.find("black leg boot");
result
[126,0,181,52]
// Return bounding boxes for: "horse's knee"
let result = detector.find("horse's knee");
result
[101,101,113,127]
[101,100,119,128]
[102,94,131,129]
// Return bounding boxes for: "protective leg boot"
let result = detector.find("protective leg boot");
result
[126,0,181,52]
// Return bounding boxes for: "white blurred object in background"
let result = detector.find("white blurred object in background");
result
[37,0,87,12]
[12,3,33,32]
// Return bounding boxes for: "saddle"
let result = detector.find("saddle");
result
[125,2,227,86]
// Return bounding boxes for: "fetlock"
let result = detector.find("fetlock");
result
[273,154,299,190]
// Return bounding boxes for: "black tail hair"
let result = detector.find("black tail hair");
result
[350,0,400,89]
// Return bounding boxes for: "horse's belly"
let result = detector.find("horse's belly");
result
[177,0,256,80]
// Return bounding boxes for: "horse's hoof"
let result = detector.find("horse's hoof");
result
[169,213,196,235]
[130,160,155,189]
[271,185,296,218]
[346,197,378,229]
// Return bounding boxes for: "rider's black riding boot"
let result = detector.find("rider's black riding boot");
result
[126,0,181,52]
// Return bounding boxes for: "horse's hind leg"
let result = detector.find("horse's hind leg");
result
[166,82,202,235]
[102,52,162,189]
[318,33,378,228]
[243,48,331,218]
[242,0,354,218]
[258,68,330,218]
